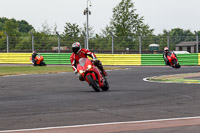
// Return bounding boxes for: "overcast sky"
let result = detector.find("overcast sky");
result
[0,0,200,35]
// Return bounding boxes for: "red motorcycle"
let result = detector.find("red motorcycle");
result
[30,54,46,66]
[77,58,109,92]
[167,52,181,69]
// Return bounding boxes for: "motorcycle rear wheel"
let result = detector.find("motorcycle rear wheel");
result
[173,60,181,69]
[86,75,100,92]
[40,62,46,66]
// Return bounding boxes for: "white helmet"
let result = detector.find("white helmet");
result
[72,42,81,54]
[164,47,169,51]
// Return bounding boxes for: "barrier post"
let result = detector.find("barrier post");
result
[195,31,199,53]
[30,32,34,52]
[167,31,170,49]
[56,31,61,53]
[139,35,142,54]
[110,32,114,54]
[4,32,9,53]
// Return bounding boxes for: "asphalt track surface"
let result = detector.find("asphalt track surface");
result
[0,66,200,133]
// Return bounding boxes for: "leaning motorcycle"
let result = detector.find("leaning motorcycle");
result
[77,58,109,92]
[167,52,181,69]
[30,54,46,66]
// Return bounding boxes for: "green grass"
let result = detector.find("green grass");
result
[0,66,124,76]
[0,66,73,76]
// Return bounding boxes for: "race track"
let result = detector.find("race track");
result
[0,66,200,133]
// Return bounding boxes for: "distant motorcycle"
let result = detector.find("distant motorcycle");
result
[77,58,109,92]
[167,52,181,69]
[30,54,46,66]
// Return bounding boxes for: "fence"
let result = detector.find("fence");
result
[0,35,199,54]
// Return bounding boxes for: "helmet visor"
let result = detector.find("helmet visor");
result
[72,47,80,53]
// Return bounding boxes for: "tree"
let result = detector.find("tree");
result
[102,0,154,50]
[82,23,94,38]
[62,22,84,48]
[53,23,58,35]
[161,28,195,50]
[110,0,153,37]
[4,19,18,35]
[0,17,34,33]
[40,21,52,35]
[0,17,9,31]
[101,25,112,37]
[63,22,81,38]
[0,31,6,51]
[18,20,34,33]
[4,19,20,49]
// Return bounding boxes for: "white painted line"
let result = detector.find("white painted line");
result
[143,76,200,84]
[143,77,181,84]
[1,116,200,133]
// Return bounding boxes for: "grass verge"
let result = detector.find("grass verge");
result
[0,66,124,76]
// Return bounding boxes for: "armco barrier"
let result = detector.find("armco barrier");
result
[0,53,31,64]
[0,53,199,65]
[96,54,141,65]
[39,53,71,64]
[199,53,200,65]
[142,54,164,65]
[177,53,198,65]
[142,53,198,66]
[39,54,141,65]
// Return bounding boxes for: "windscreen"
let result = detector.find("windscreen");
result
[36,55,41,58]
[79,58,87,66]
[167,52,172,57]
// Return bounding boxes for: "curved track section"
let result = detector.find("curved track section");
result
[0,66,200,132]
[144,72,200,84]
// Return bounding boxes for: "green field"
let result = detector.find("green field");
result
[0,66,123,76]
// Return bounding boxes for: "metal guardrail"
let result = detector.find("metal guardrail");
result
[0,53,31,64]
[97,54,141,65]
[142,53,198,66]
[0,53,198,66]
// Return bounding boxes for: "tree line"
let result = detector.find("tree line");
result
[0,0,199,52]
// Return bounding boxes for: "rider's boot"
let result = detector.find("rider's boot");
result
[95,60,107,76]
[102,69,107,76]
[99,66,107,76]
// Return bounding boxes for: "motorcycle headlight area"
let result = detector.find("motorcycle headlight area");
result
[79,70,84,74]
[88,65,92,69]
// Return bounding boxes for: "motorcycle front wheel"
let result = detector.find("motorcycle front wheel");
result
[86,74,101,92]
[100,77,109,91]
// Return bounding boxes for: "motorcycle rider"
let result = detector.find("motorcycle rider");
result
[70,42,107,81]
[163,47,177,65]
[32,51,38,66]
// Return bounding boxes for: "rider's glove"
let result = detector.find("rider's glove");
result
[93,58,97,61]
[74,69,78,75]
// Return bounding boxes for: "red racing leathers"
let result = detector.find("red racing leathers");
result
[70,48,96,71]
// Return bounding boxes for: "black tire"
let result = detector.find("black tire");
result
[86,74,100,92]
[176,63,181,69]
[100,77,109,91]
[40,62,46,66]
[173,60,181,69]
